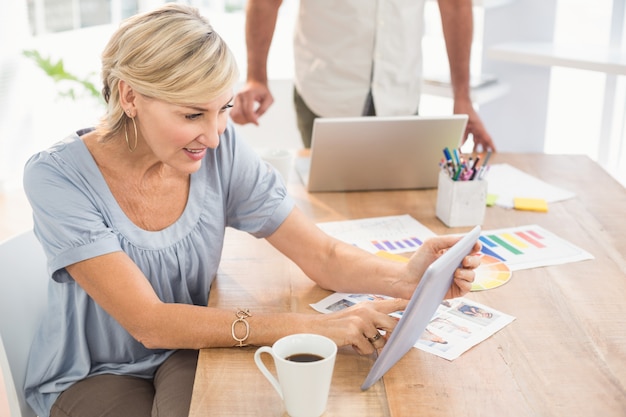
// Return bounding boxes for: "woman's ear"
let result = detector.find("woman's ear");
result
[118,80,136,114]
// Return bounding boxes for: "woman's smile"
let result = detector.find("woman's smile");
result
[183,147,207,161]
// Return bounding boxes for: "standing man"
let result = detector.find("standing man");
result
[231,0,496,151]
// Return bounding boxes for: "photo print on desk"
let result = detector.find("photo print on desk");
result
[311,293,515,361]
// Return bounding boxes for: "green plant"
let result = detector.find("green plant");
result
[22,49,102,103]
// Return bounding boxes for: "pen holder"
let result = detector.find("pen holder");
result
[436,171,487,228]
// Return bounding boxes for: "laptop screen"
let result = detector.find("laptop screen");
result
[296,115,468,192]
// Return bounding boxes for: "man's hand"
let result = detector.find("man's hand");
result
[231,81,274,125]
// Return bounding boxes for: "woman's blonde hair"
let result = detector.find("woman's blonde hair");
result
[97,3,239,141]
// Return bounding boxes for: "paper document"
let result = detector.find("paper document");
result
[485,163,575,208]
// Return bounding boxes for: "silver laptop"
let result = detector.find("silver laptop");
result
[295,115,469,192]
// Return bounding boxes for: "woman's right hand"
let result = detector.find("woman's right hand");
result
[307,298,408,355]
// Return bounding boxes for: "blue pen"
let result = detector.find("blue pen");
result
[453,148,461,167]
[443,148,455,177]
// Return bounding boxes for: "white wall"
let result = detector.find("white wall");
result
[0,0,32,192]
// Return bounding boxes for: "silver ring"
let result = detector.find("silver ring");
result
[367,332,382,344]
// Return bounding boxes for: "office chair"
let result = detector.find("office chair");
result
[0,230,48,417]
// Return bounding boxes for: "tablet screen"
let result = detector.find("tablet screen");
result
[361,225,481,390]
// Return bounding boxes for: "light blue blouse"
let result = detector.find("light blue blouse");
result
[22,123,295,417]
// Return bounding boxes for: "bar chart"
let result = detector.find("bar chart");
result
[477,225,593,271]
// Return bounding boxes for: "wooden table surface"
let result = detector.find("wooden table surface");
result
[189,153,626,417]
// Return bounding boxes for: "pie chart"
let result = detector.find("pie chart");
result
[375,249,512,291]
[471,254,512,291]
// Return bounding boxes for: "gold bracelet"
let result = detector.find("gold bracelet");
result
[231,308,252,347]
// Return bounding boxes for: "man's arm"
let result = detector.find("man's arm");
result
[438,0,496,151]
[230,0,283,125]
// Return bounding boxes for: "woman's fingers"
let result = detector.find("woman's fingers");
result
[316,297,407,355]
[347,298,406,354]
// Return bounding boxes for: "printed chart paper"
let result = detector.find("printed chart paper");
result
[479,224,594,271]
[318,216,593,294]
[316,214,436,255]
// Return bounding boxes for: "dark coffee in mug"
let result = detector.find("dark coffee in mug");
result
[285,353,324,362]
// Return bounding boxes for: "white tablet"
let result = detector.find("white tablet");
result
[361,225,481,390]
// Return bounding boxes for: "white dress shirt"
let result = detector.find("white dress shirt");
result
[293,0,426,117]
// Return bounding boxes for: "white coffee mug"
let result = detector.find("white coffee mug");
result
[254,333,337,417]
[261,148,293,183]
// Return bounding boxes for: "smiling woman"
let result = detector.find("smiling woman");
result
[20,6,250,416]
[17,4,481,417]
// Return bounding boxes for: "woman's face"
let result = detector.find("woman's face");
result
[132,89,234,174]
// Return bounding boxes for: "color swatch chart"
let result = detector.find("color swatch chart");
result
[479,225,593,271]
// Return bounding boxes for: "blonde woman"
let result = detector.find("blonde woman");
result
[23,4,480,417]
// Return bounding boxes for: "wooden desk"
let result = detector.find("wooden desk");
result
[189,153,626,417]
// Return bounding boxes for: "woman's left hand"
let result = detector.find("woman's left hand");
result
[401,235,482,300]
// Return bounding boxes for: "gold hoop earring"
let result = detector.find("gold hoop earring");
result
[124,115,138,152]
